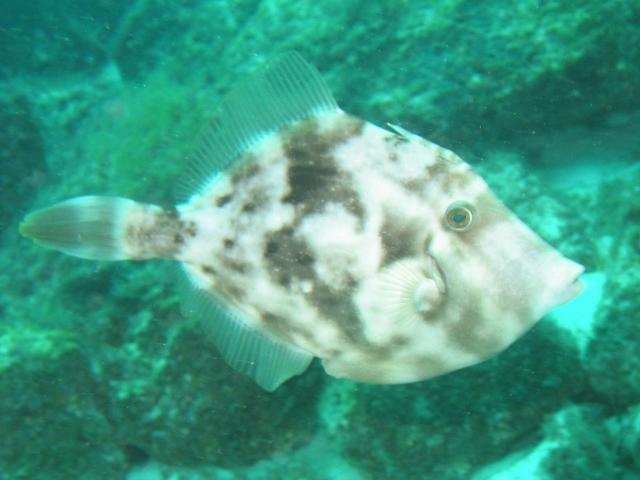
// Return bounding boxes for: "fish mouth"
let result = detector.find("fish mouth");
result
[422,254,447,294]
[549,260,586,308]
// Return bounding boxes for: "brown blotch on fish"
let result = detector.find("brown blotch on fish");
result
[241,201,257,213]
[447,171,474,191]
[182,220,198,238]
[390,335,411,347]
[446,301,505,356]
[307,280,366,345]
[282,123,341,204]
[216,193,233,207]
[125,208,185,258]
[228,153,261,186]
[365,342,402,363]
[163,206,179,219]
[399,161,457,193]
[379,213,423,264]
[263,226,316,287]
[265,239,279,257]
[435,148,460,165]
[222,257,248,274]
[412,354,448,377]
[261,312,317,346]
[425,160,451,181]
[282,115,364,209]
[384,133,410,147]
[213,281,246,307]
[261,312,292,339]
[201,265,216,276]
[326,348,342,358]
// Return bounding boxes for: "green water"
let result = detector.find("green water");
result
[1,1,639,479]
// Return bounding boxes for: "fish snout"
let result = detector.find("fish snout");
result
[537,255,585,314]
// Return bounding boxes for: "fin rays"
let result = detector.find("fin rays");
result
[356,257,446,338]
[179,268,313,391]
[176,52,339,202]
[19,196,136,260]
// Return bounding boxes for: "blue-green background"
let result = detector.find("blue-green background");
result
[1,1,639,479]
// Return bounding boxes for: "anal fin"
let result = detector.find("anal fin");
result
[180,269,313,391]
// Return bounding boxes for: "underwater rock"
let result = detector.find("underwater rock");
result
[214,0,640,145]
[0,327,127,479]
[105,322,323,467]
[471,405,627,480]
[105,0,260,80]
[0,0,126,77]
[336,322,584,480]
[0,91,46,228]
[585,273,640,405]
[1,255,321,475]
[541,405,623,480]
[615,405,640,472]
[26,63,124,176]
[6,1,638,144]
[59,261,323,468]
[584,168,640,406]
[3,1,639,478]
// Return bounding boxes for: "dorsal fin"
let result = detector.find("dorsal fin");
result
[177,52,339,201]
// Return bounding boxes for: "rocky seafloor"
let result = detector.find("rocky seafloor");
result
[1,1,639,479]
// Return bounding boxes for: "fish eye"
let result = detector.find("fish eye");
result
[444,201,475,232]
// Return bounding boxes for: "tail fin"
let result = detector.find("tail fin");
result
[19,196,138,261]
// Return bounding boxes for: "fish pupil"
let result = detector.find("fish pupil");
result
[453,213,466,223]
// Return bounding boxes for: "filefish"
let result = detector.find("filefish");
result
[20,53,585,391]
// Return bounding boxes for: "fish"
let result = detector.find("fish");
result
[19,53,585,391]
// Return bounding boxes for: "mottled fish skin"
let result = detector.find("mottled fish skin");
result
[20,54,584,389]
[118,109,581,384]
